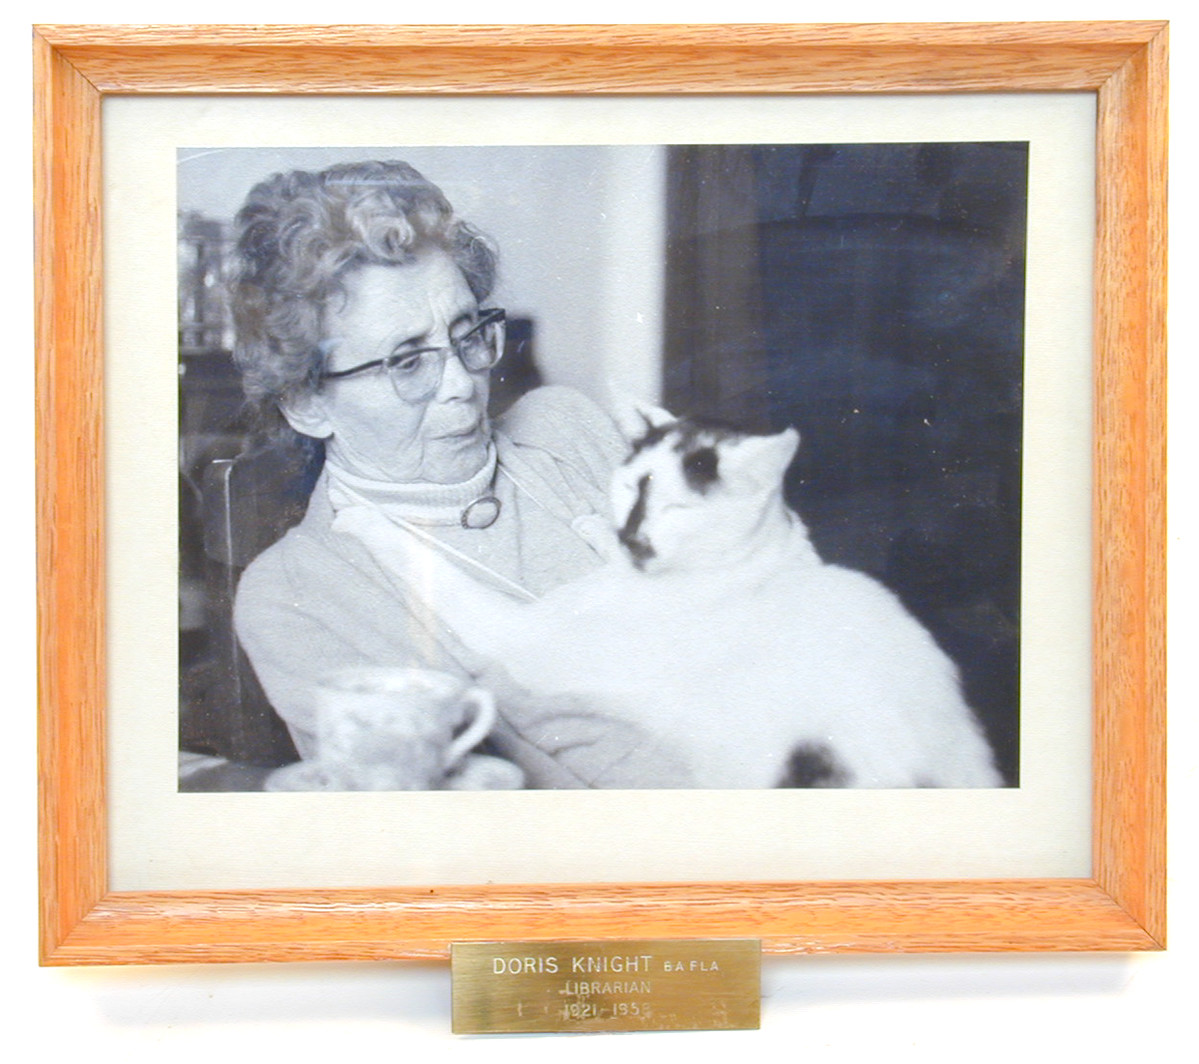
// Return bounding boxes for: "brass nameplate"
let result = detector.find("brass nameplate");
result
[451,939,760,1034]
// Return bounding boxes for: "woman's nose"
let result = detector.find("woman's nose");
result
[435,344,478,400]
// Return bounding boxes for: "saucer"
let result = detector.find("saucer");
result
[262,753,525,791]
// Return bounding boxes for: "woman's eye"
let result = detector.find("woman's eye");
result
[389,351,426,375]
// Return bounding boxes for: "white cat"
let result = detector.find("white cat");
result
[334,409,1004,789]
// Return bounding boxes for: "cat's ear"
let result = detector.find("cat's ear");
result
[721,428,800,491]
[607,390,677,443]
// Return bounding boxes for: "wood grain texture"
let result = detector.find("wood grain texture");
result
[34,30,107,962]
[34,22,1164,94]
[50,880,1156,965]
[1091,25,1169,946]
[34,22,1168,965]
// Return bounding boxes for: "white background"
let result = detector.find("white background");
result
[8,2,1193,1061]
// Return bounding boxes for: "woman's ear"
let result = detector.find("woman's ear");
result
[278,392,334,440]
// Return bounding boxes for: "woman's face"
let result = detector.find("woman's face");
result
[288,249,493,484]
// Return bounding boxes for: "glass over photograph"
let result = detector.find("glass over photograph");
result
[177,144,1026,793]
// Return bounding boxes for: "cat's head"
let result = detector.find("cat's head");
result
[609,405,800,573]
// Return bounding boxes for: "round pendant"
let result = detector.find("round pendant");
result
[461,495,502,529]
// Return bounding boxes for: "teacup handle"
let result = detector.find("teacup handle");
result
[445,686,497,768]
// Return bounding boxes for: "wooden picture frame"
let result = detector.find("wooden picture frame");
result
[35,22,1167,965]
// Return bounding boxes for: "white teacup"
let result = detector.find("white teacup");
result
[306,667,498,790]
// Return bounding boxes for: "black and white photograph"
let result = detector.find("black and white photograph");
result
[177,142,1026,793]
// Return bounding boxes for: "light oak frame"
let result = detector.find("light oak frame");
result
[35,22,1167,964]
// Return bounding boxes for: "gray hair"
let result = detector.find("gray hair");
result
[231,160,498,410]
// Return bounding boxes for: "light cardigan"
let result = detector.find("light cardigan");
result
[234,386,691,788]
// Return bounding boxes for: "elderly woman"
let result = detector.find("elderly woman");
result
[230,160,684,788]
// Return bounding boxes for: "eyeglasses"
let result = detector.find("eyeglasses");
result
[319,307,506,403]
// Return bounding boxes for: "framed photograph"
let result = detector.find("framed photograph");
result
[36,23,1166,964]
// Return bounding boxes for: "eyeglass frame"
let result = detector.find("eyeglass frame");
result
[317,306,507,399]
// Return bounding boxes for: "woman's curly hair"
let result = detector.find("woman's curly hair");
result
[231,160,498,411]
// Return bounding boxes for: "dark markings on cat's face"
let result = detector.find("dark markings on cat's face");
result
[627,416,741,461]
[628,420,677,456]
[681,445,719,494]
[626,418,743,499]
[778,742,850,787]
[618,473,656,569]
[618,416,772,567]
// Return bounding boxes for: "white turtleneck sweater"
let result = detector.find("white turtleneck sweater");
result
[234,386,692,788]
